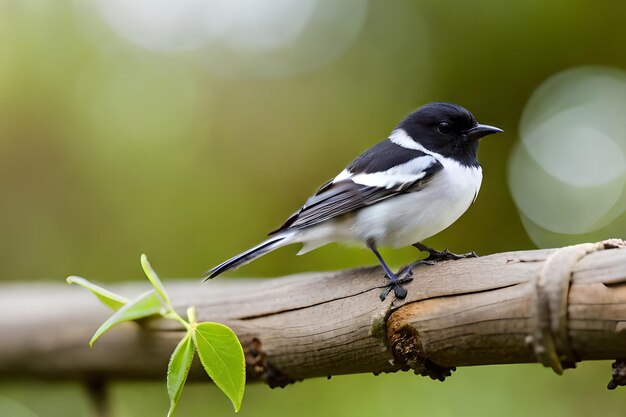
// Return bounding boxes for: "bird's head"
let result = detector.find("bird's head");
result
[396,102,502,166]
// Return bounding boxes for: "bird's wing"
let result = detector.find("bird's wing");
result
[269,153,443,234]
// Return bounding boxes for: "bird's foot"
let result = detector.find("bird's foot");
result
[427,248,477,262]
[380,259,436,301]
[379,275,413,301]
[413,243,478,263]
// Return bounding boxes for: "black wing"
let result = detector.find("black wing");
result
[269,155,443,234]
[347,139,430,174]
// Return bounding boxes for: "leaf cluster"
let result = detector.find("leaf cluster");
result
[67,255,245,415]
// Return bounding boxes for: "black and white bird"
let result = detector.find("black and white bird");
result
[205,102,502,300]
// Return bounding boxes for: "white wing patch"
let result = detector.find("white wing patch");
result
[332,155,438,189]
[333,169,352,183]
[350,156,436,189]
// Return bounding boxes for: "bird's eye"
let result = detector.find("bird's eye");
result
[437,122,452,135]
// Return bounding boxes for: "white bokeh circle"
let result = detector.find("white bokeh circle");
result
[96,0,220,52]
[93,0,368,78]
[509,66,626,244]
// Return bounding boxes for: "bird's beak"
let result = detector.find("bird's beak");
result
[466,124,503,140]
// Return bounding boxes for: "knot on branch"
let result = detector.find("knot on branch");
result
[531,239,626,375]
[387,316,455,381]
[244,338,299,388]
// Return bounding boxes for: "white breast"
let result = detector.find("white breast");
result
[352,157,482,248]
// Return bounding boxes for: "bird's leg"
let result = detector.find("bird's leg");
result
[367,240,412,301]
[412,242,478,262]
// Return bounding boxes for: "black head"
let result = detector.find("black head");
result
[397,102,502,167]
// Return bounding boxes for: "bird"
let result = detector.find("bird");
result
[204,102,502,300]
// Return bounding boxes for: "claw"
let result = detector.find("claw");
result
[379,286,393,301]
[379,275,413,301]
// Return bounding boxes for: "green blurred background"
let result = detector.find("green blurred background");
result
[1,0,625,416]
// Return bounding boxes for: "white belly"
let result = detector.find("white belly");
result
[352,161,482,248]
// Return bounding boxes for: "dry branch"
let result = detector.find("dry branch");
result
[1,240,626,388]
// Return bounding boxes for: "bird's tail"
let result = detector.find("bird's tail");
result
[203,232,295,280]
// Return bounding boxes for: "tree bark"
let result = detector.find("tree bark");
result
[1,240,625,387]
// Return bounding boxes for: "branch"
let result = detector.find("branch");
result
[2,240,626,388]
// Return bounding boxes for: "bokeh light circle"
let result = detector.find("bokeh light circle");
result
[96,0,219,52]
[509,66,626,246]
[94,0,368,78]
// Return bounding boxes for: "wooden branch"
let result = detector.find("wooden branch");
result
[1,240,626,387]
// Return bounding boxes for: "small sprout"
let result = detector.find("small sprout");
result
[68,255,246,415]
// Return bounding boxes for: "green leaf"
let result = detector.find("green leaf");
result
[193,323,245,412]
[90,289,164,347]
[140,254,171,309]
[66,276,128,311]
[167,332,195,417]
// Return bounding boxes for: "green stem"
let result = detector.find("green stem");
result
[164,311,192,331]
